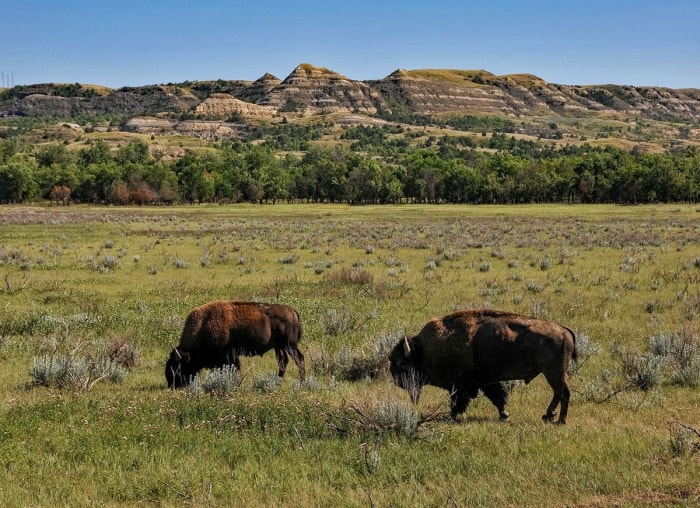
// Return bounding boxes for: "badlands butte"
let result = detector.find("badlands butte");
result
[1,63,699,146]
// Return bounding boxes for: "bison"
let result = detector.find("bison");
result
[389,309,577,424]
[166,300,306,388]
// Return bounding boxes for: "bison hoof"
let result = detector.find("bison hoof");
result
[498,412,510,422]
[542,413,556,423]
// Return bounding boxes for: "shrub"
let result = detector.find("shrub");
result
[30,354,127,391]
[539,255,553,270]
[252,371,282,393]
[425,257,442,270]
[491,247,507,260]
[648,329,700,387]
[93,356,128,384]
[670,366,700,388]
[293,375,336,392]
[199,365,242,396]
[372,400,420,437]
[101,255,119,269]
[668,418,700,457]
[185,376,202,395]
[331,330,399,381]
[322,308,359,336]
[324,267,373,285]
[621,352,664,391]
[104,336,140,369]
[329,398,445,439]
[278,254,298,264]
[363,446,381,475]
[330,399,419,438]
[527,279,544,292]
[30,355,70,387]
[568,333,601,375]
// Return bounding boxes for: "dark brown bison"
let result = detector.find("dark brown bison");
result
[389,309,577,424]
[166,300,305,388]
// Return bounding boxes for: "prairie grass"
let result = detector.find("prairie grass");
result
[1,203,699,506]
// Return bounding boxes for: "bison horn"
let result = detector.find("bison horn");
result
[173,347,182,361]
[403,336,411,357]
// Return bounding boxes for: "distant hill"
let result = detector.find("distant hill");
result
[1,63,699,147]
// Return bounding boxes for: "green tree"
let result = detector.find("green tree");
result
[34,162,81,199]
[441,160,482,203]
[261,159,291,204]
[0,139,21,163]
[0,155,38,202]
[35,143,74,167]
[306,146,349,202]
[79,139,112,166]
[174,151,214,203]
[115,139,151,165]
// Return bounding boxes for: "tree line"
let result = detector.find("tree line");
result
[1,126,699,205]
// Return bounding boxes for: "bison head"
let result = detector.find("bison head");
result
[388,336,425,404]
[165,347,194,388]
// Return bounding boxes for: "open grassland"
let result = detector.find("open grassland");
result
[1,203,699,507]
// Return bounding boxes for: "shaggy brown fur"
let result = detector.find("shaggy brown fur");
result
[389,309,577,424]
[166,301,305,388]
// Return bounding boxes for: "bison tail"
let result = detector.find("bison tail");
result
[294,308,303,343]
[566,326,579,364]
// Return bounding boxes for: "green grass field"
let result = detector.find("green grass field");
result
[1,203,699,506]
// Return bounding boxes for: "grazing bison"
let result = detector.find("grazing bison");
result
[389,309,577,424]
[166,301,305,388]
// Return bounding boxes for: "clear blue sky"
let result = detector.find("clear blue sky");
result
[2,0,698,89]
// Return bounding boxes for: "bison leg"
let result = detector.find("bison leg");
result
[449,389,472,419]
[286,345,306,382]
[542,371,571,424]
[275,347,290,378]
[223,350,241,371]
[481,382,510,421]
[556,377,571,424]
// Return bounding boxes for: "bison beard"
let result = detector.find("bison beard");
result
[389,309,577,424]
[165,301,305,388]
